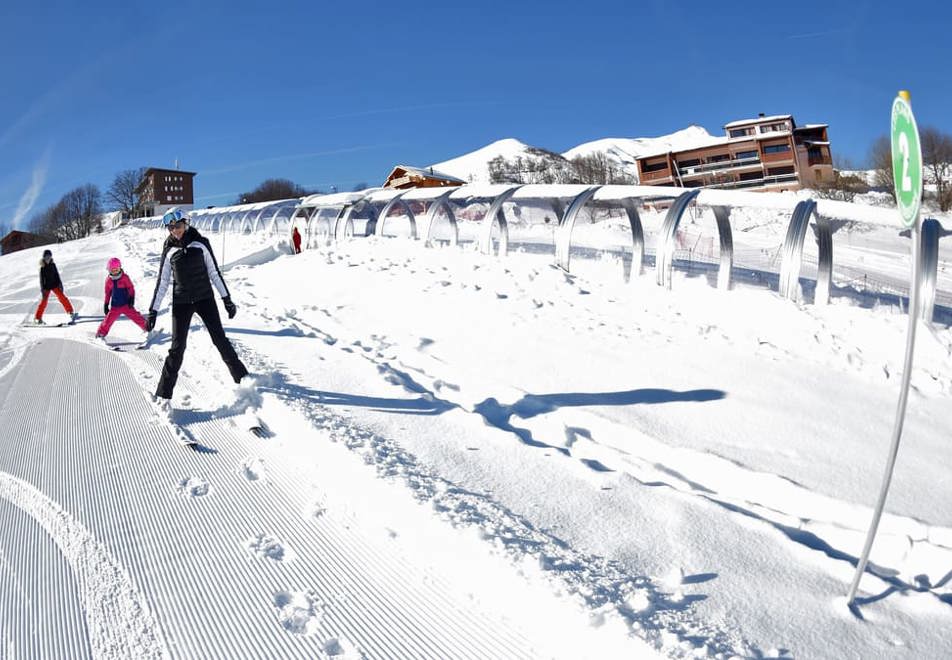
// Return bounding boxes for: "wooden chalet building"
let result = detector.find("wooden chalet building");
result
[135,167,197,217]
[383,165,465,190]
[635,114,833,192]
[0,230,56,256]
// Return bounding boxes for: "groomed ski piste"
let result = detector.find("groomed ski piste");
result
[0,217,951,659]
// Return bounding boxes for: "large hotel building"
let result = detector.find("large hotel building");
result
[635,114,833,192]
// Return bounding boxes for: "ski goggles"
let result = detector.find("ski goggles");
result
[109,267,122,275]
[162,209,190,227]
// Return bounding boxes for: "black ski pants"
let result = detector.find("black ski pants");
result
[155,297,248,399]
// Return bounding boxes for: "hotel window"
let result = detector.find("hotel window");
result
[760,122,789,134]
[734,150,758,160]
[763,144,791,154]
[729,127,754,138]
[642,161,669,173]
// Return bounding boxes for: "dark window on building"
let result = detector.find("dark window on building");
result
[807,147,826,161]
[767,166,795,176]
[707,154,730,163]
[734,150,758,160]
[729,127,754,138]
[642,161,669,173]
[678,159,700,168]
[763,144,791,154]
[739,171,762,181]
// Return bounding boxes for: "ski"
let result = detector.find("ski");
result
[232,409,268,437]
[136,331,157,350]
[96,338,133,351]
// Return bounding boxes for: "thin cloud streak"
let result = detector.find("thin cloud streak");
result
[11,147,53,229]
[202,143,401,176]
[785,27,851,40]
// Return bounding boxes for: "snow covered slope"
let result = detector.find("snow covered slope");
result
[431,126,726,184]
[563,125,726,179]
[1,222,951,658]
[429,138,535,183]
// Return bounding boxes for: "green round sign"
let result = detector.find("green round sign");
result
[891,95,922,228]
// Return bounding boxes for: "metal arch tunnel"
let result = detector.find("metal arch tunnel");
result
[477,185,522,257]
[374,192,418,240]
[919,218,941,322]
[779,200,833,305]
[554,186,647,281]
[655,189,734,291]
[125,184,949,320]
[421,190,459,247]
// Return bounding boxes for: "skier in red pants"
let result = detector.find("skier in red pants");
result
[34,248,77,324]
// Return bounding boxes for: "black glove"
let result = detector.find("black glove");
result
[128,295,135,309]
[103,303,110,315]
[222,296,237,319]
[146,309,157,331]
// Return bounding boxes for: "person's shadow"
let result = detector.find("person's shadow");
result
[473,388,726,454]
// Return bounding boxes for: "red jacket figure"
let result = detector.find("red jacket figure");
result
[292,226,302,254]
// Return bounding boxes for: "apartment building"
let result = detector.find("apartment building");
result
[636,114,833,192]
[135,167,197,217]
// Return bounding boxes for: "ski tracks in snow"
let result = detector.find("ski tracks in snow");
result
[0,471,168,659]
[72,335,546,657]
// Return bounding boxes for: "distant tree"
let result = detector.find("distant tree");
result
[920,127,952,212]
[869,135,895,201]
[488,148,578,185]
[106,167,146,218]
[60,184,103,239]
[237,178,312,204]
[570,151,636,185]
[816,155,870,202]
[28,184,102,240]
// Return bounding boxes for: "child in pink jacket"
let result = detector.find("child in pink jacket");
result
[96,258,149,338]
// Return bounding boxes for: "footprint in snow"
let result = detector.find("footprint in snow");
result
[177,477,210,498]
[240,457,266,481]
[323,636,363,658]
[247,533,294,561]
[303,501,327,520]
[273,590,324,636]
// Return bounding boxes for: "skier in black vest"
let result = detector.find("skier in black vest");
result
[147,209,248,401]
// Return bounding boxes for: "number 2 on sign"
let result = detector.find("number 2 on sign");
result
[899,132,912,192]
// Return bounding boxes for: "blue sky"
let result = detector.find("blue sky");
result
[1,0,950,227]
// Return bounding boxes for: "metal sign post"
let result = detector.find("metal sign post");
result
[846,91,923,605]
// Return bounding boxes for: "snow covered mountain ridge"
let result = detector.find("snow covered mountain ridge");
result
[430,126,723,183]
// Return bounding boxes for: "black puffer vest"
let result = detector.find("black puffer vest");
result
[165,228,216,303]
